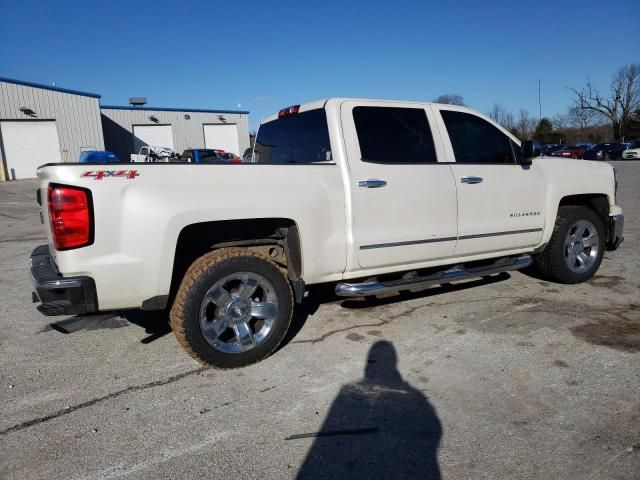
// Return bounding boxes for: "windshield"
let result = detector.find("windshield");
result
[254,108,332,164]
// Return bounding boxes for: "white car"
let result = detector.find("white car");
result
[31,98,624,368]
[621,140,640,160]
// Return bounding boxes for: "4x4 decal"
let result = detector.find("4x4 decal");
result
[81,170,139,180]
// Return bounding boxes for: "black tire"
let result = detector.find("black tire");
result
[534,206,605,284]
[170,247,293,368]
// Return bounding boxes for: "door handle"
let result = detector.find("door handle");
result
[358,179,387,188]
[461,176,483,184]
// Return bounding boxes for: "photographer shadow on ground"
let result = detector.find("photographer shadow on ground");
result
[294,340,442,479]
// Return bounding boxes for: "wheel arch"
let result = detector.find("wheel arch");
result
[169,218,304,306]
[558,194,609,235]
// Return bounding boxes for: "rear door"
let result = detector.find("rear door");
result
[432,106,545,257]
[340,101,458,269]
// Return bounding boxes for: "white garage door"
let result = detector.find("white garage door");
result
[1,121,62,180]
[203,124,240,155]
[133,125,174,151]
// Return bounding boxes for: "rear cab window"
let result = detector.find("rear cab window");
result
[254,109,332,164]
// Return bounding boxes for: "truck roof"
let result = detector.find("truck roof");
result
[260,98,469,124]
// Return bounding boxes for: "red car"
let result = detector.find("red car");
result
[218,151,242,164]
[550,145,587,159]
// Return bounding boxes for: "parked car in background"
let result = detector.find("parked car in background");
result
[542,144,564,155]
[550,145,587,159]
[220,152,242,163]
[131,146,177,163]
[583,143,629,161]
[79,150,120,163]
[621,141,640,160]
[575,142,594,150]
[181,149,224,163]
[180,149,241,164]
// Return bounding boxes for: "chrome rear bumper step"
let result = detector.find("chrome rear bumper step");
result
[335,255,532,298]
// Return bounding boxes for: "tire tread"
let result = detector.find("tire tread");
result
[169,247,293,368]
[535,205,604,284]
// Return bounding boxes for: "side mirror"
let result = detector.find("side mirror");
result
[520,140,541,165]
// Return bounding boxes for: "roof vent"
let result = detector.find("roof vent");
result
[129,97,147,107]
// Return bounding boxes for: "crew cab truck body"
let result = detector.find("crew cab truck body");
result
[32,98,624,367]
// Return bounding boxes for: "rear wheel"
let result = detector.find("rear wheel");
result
[170,248,293,368]
[535,206,605,283]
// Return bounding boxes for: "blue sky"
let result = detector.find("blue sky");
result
[1,0,638,130]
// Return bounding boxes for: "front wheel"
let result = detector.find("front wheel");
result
[534,206,605,283]
[170,248,293,368]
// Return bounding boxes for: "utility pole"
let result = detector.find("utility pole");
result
[538,80,542,122]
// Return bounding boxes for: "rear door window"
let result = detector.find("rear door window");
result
[353,106,438,163]
[254,109,332,164]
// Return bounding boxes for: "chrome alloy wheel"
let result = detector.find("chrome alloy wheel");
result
[564,220,599,274]
[199,272,278,354]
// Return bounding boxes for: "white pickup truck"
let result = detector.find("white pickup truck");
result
[31,98,624,368]
[130,145,176,163]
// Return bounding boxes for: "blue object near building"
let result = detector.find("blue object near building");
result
[79,150,120,163]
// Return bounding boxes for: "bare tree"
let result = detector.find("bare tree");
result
[570,64,640,140]
[487,103,514,130]
[433,94,466,106]
[515,109,536,140]
[566,106,597,130]
[551,113,567,132]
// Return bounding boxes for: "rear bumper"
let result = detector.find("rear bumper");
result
[607,214,624,250]
[30,245,98,316]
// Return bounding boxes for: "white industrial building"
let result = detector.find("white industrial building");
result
[100,105,250,165]
[0,77,250,181]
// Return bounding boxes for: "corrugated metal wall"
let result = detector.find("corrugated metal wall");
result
[100,108,250,162]
[0,81,104,180]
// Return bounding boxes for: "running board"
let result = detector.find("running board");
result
[334,255,532,298]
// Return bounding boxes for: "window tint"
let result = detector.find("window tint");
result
[441,110,516,164]
[353,107,437,163]
[254,109,332,164]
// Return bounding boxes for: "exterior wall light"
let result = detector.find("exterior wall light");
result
[19,107,37,117]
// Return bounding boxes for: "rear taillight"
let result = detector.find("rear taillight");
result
[48,184,93,250]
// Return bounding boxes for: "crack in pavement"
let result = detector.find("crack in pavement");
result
[0,212,27,220]
[0,366,208,436]
[291,296,516,345]
[0,236,46,244]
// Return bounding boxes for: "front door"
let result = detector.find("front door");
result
[340,101,458,269]
[432,106,545,257]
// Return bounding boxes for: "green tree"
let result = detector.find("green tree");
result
[533,118,553,143]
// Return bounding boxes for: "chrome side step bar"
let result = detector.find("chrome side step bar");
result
[334,255,532,298]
